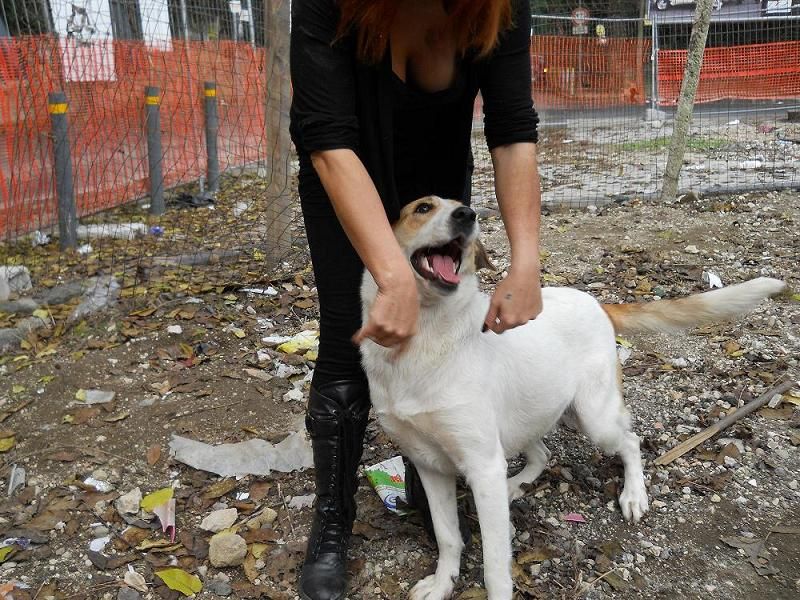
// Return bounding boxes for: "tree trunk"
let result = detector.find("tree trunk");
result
[659,0,714,203]
[263,0,293,263]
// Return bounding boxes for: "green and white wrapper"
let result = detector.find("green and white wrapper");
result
[365,456,409,515]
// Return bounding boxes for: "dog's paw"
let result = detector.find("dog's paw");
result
[507,482,526,502]
[409,573,456,600]
[619,484,649,523]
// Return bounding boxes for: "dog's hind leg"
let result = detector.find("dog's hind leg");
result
[573,378,649,523]
[506,440,550,502]
[409,466,463,600]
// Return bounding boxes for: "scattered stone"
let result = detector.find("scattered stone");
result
[205,580,232,596]
[246,508,278,530]
[116,488,143,515]
[117,587,140,600]
[209,532,248,567]
[711,494,721,503]
[200,508,239,533]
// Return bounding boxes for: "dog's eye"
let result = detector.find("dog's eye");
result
[415,203,433,214]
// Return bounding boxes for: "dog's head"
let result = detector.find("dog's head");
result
[394,196,495,295]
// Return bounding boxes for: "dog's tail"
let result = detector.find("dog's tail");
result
[602,277,787,335]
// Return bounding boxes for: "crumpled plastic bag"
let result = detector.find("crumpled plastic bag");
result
[169,430,313,477]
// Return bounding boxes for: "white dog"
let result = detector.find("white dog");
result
[359,196,786,600]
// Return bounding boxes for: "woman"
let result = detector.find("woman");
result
[289,0,542,598]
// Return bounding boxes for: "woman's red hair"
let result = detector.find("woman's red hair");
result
[337,0,513,64]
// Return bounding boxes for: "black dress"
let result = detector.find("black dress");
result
[289,0,539,386]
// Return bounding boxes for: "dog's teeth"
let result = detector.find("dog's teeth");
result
[423,256,431,272]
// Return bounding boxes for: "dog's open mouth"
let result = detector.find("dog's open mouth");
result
[411,237,464,288]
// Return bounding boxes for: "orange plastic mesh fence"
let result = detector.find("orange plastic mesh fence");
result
[0,36,267,239]
[658,40,800,106]
[473,35,650,119]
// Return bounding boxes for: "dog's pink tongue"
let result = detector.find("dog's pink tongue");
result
[431,254,460,284]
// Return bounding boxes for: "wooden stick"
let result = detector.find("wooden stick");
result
[654,378,796,466]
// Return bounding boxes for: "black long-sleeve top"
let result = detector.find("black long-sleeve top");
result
[290,0,539,222]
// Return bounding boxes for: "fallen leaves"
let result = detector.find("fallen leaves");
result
[155,568,203,596]
[146,444,162,465]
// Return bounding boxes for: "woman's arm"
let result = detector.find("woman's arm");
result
[291,0,418,349]
[311,149,418,348]
[478,0,542,333]
[484,142,542,333]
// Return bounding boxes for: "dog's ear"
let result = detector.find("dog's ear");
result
[473,239,496,272]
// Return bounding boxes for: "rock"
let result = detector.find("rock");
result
[200,508,239,532]
[684,245,700,254]
[0,266,32,297]
[115,488,142,515]
[246,508,277,530]
[0,299,39,315]
[70,276,120,321]
[37,281,84,305]
[117,587,140,600]
[167,325,183,335]
[711,494,721,503]
[209,532,248,567]
[205,580,232,596]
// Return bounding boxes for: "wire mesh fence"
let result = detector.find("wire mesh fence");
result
[0,1,798,331]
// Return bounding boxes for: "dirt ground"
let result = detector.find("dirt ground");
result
[1,188,799,600]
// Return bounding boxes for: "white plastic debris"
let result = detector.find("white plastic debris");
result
[273,362,304,379]
[727,119,740,126]
[31,230,51,246]
[702,271,724,289]
[233,201,250,217]
[89,536,111,552]
[283,388,305,403]
[77,244,93,255]
[0,266,33,296]
[70,277,120,321]
[169,430,313,477]
[84,477,114,493]
[79,389,116,405]
[7,465,26,497]
[76,223,148,240]
[167,325,183,335]
[288,494,316,510]
[617,345,633,365]
[262,335,291,347]
[242,287,278,296]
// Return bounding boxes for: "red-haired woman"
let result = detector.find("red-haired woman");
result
[290,1,542,597]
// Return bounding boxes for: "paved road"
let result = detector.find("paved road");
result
[537,99,800,127]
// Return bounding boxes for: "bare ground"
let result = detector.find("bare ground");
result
[1,188,799,600]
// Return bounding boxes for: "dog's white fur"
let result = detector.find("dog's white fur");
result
[359,196,786,600]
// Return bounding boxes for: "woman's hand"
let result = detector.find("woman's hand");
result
[483,260,542,334]
[353,264,419,350]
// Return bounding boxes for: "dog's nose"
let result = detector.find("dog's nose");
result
[452,206,476,224]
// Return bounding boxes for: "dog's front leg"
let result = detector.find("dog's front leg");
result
[466,452,513,599]
[409,466,462,600]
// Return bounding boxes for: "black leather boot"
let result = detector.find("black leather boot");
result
[299,380,370,600]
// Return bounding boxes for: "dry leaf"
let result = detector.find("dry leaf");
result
[146,445,162,466]
[155,568,203,595]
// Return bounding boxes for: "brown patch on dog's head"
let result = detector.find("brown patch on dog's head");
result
[393,196,447,251]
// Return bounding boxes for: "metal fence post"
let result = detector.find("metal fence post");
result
[145,86,165,215]
[48,91,77,250]
[204,81,220,194]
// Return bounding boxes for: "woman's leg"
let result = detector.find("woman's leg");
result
[299,211,371,600]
